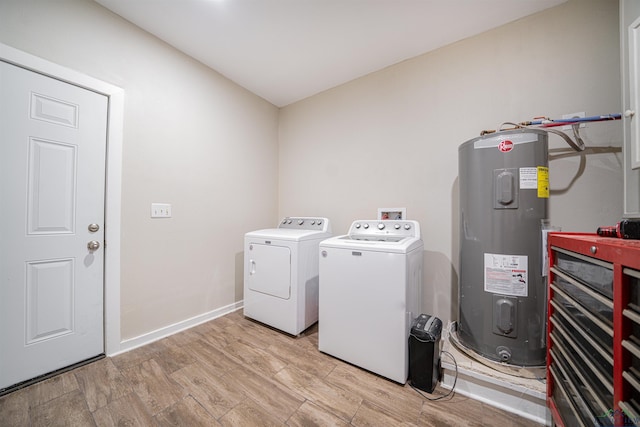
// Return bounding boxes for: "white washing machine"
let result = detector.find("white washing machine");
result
[318,219,423,384]
[244,217,331,335]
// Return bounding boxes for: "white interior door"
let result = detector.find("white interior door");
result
[0,61,107,390]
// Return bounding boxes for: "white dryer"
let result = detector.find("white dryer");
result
[318,220,423,384]
[244,217,331,335]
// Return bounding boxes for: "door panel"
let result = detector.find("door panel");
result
[30,92,79,128]
[246,243,291,299]
[0,61,107,389]
[28,138,77,234]
[26,259,75,344]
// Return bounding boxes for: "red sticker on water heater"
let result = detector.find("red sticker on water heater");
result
[498,140,514,152]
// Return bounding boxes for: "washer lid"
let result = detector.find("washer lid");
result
[245,228,332,242]
[319,234,423,253]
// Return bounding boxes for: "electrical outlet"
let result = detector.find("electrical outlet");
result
[151,203,172,218]
[562,111,585,130]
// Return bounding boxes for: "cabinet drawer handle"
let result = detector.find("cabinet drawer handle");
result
[548,365,586,426]
[619,401,640,423]
[551,299,613,364]
[622,370,640,395]
[552,246,613,270]
[551,325,614,395]
[622,339,640,361]
[551,338,611,417]
[548,350,592,427]
[624,267,640,280]
[623,308,640,327]
[551,284,613,337]
[551,266,613,309]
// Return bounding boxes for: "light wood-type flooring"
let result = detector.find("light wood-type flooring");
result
[0,310,542,426]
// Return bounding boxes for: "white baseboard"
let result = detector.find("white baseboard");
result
[441,360,550,425]
[112,300,243,356]
[436,322,550,425]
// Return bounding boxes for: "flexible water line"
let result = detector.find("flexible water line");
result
[497,121,587,152]
[524,114,621,127]
[484,113,621,152]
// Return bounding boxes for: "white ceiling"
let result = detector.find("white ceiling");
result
[95,0,566,107]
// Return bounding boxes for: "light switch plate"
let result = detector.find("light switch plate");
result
[151,203,172,218]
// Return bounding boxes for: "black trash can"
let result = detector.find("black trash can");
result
[409,314,442,393]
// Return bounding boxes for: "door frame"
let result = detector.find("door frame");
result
[0,42,123,356]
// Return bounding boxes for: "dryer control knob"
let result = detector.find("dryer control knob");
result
[363,223,369,229]
[355,223,361,229]
[298,220,304,225]
[404,223,411,230]
[394,224,401,230]
[287,219,292,224]
[317,220,323,225]
[377,223,385,230]
[311,220,316,225]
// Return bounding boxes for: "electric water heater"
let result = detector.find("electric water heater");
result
[458,128,548,366]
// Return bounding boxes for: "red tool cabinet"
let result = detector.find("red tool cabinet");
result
[547,233,640,426]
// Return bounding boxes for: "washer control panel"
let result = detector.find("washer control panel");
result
[279,217,331,232]
[349,220,420,239]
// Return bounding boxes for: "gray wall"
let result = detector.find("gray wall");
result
[278,0,622,323]
[0,0,280,341]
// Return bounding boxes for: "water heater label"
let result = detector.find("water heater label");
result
[484,253,528,297]
[519,166,550,198]
[519,167,538,189]
[537,166,549,198]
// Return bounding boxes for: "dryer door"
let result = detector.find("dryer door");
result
[246,243,291,299]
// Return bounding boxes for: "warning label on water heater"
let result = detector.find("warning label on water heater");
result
[519,167,538,189]
[484,253,528,297]
[537,166,549,198]
[519,166,549,198]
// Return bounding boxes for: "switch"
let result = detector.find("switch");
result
[151,203,172,218]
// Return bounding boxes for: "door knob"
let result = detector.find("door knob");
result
[88,223,100,232]
[87,240,100,251]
